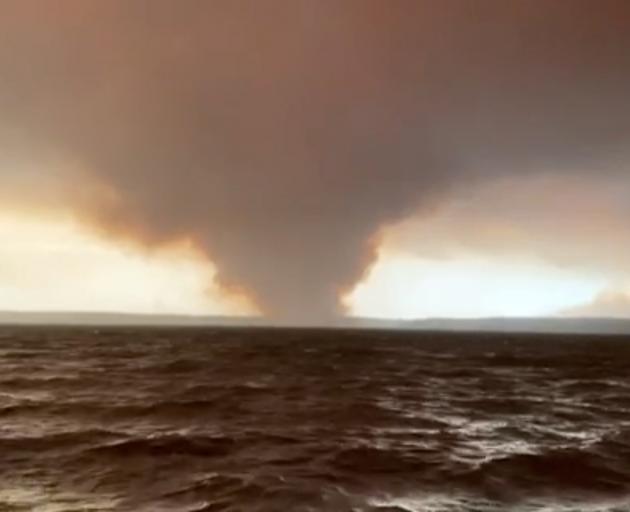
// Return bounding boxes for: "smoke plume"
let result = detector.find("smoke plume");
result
[2,1,630,320]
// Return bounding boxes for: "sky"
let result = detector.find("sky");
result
[1,1,630,323]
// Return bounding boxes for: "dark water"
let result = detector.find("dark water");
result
[1,327,630,511]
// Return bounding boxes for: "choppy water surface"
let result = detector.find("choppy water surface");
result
[0,327,629,511]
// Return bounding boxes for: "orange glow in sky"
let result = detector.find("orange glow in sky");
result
[0,210,257,316]
[0,197,627,320]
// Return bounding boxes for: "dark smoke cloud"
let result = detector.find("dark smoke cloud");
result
[1,1,630,320]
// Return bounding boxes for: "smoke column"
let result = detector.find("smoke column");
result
[1,1,630,320]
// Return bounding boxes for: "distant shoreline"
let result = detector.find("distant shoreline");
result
[0,312,629,335]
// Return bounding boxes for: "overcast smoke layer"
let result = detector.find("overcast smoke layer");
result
[1,1,630,320]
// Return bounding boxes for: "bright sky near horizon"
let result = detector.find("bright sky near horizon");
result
[0,206,624,320]
[0,212,255,317]
[345,249,608,320]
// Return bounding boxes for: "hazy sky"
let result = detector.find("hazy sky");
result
[1,1,630,322]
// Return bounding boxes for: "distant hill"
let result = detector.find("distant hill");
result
[405,317,630,335]
[343,316,630,335]
[0,311,268,328]
[0,311,629,335]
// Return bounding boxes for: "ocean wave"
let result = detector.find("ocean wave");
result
[0,429,121,453]
[86,434,238,458]
[2,327,630,511]
[458,448,629,493]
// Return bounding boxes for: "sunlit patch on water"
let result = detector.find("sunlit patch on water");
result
[368,493,630,512]
[0,485,120,511]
